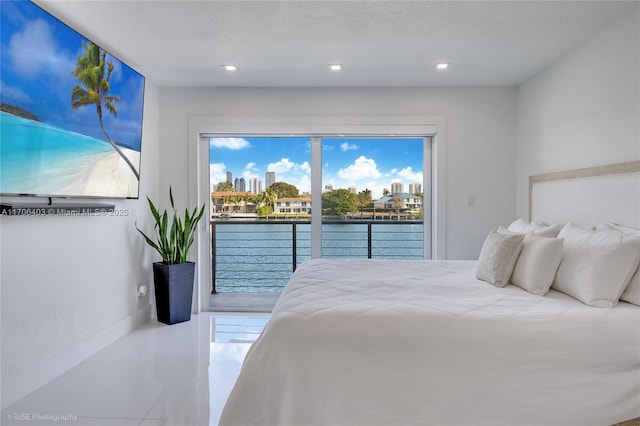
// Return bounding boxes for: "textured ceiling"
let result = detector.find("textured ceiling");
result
[35,0,634,87]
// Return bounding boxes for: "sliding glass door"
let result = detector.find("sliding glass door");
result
[209,136,432,294]
[209,137,311,293]
[321,137,426,260]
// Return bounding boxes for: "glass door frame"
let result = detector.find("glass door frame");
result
[189,116,446,312]
[311,136,431,260]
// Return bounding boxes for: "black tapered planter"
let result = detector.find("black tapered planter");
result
[152,262,195,325]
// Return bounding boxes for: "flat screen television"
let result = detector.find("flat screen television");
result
[0,1,145,199]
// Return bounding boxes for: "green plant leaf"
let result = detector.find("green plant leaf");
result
[136,227,162,257]
[138,188,206,265]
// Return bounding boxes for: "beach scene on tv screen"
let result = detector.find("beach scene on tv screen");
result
[0,1,145,199]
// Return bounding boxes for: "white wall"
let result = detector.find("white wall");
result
[516,5,640,219]
[0,82,161,408]
[159,86,517,260]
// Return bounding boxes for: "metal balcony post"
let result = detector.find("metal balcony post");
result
[292,222,297,272]
[211,223,217,294]
[368,222,372,259]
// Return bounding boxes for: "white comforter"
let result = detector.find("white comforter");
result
[220,259,640,426]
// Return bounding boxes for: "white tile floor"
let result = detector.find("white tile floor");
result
[1,313,269,426]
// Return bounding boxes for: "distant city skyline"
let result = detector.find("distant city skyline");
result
[210,137,423,198]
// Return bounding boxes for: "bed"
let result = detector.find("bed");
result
[219,161,640,426]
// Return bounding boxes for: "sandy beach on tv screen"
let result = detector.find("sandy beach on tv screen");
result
[79,148,140,197]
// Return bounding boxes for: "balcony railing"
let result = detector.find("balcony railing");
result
[211,219,423,293]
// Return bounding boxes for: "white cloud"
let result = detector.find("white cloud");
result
[244,162,258,172]
[267,158,309,174]
[0,81,32,105]
[210,137,250,150]
[10,19,57,78]
[240,163,261,182]
[337,156,381,180]
[340,142,359,151]
[209,162,227,189]
[397,166,423,182]
[369,184,387,200]
[9,18,76,95]
[266,158,311,192]
[242,170,259,181]
[268,158,295,173]
[294,174,311,194]
[329,162,424,199]
[359,181,380,193]
[298,161,311,173]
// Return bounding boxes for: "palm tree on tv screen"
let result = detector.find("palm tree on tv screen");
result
[71,41,140,180]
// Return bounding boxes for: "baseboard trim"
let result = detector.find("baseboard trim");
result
[1,305,152,410]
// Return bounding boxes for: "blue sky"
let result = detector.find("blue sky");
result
[210,137,423,198]
[0,1,145,150]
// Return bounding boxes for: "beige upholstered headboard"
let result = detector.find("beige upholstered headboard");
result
[529,161,640,229]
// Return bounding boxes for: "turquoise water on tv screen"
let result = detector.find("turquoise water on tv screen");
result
[0,112,114,195]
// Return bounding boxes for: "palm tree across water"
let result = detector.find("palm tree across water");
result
[71,41,140,180]
[261,188,277,208]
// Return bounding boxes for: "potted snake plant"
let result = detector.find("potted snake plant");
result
[137,187,205,324]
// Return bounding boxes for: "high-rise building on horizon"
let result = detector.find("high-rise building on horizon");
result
[409,182,422,195]
[348,186,357,194]
[249,177,262,194]
[265,171,276,189]
[391,182,404,194]
[234,177,246,192]
[226,172,232,183]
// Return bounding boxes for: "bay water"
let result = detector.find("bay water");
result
[213,222,424,292]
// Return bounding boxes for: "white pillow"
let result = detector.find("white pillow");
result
[621,272,640,305]
[476,230,524,287]
[511,234,564,296]
[507,218,532,234]
[507,219,563,237]
[552,223,640,308]
[597,223,640,305]
[497,226,521,235]
[530,222,564,238]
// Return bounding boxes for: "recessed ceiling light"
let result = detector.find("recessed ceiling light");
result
[329,64,342,71]
[436,63,449,70]
[223,65,238,71]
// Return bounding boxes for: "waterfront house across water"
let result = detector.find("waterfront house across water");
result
[274,197,312,215]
